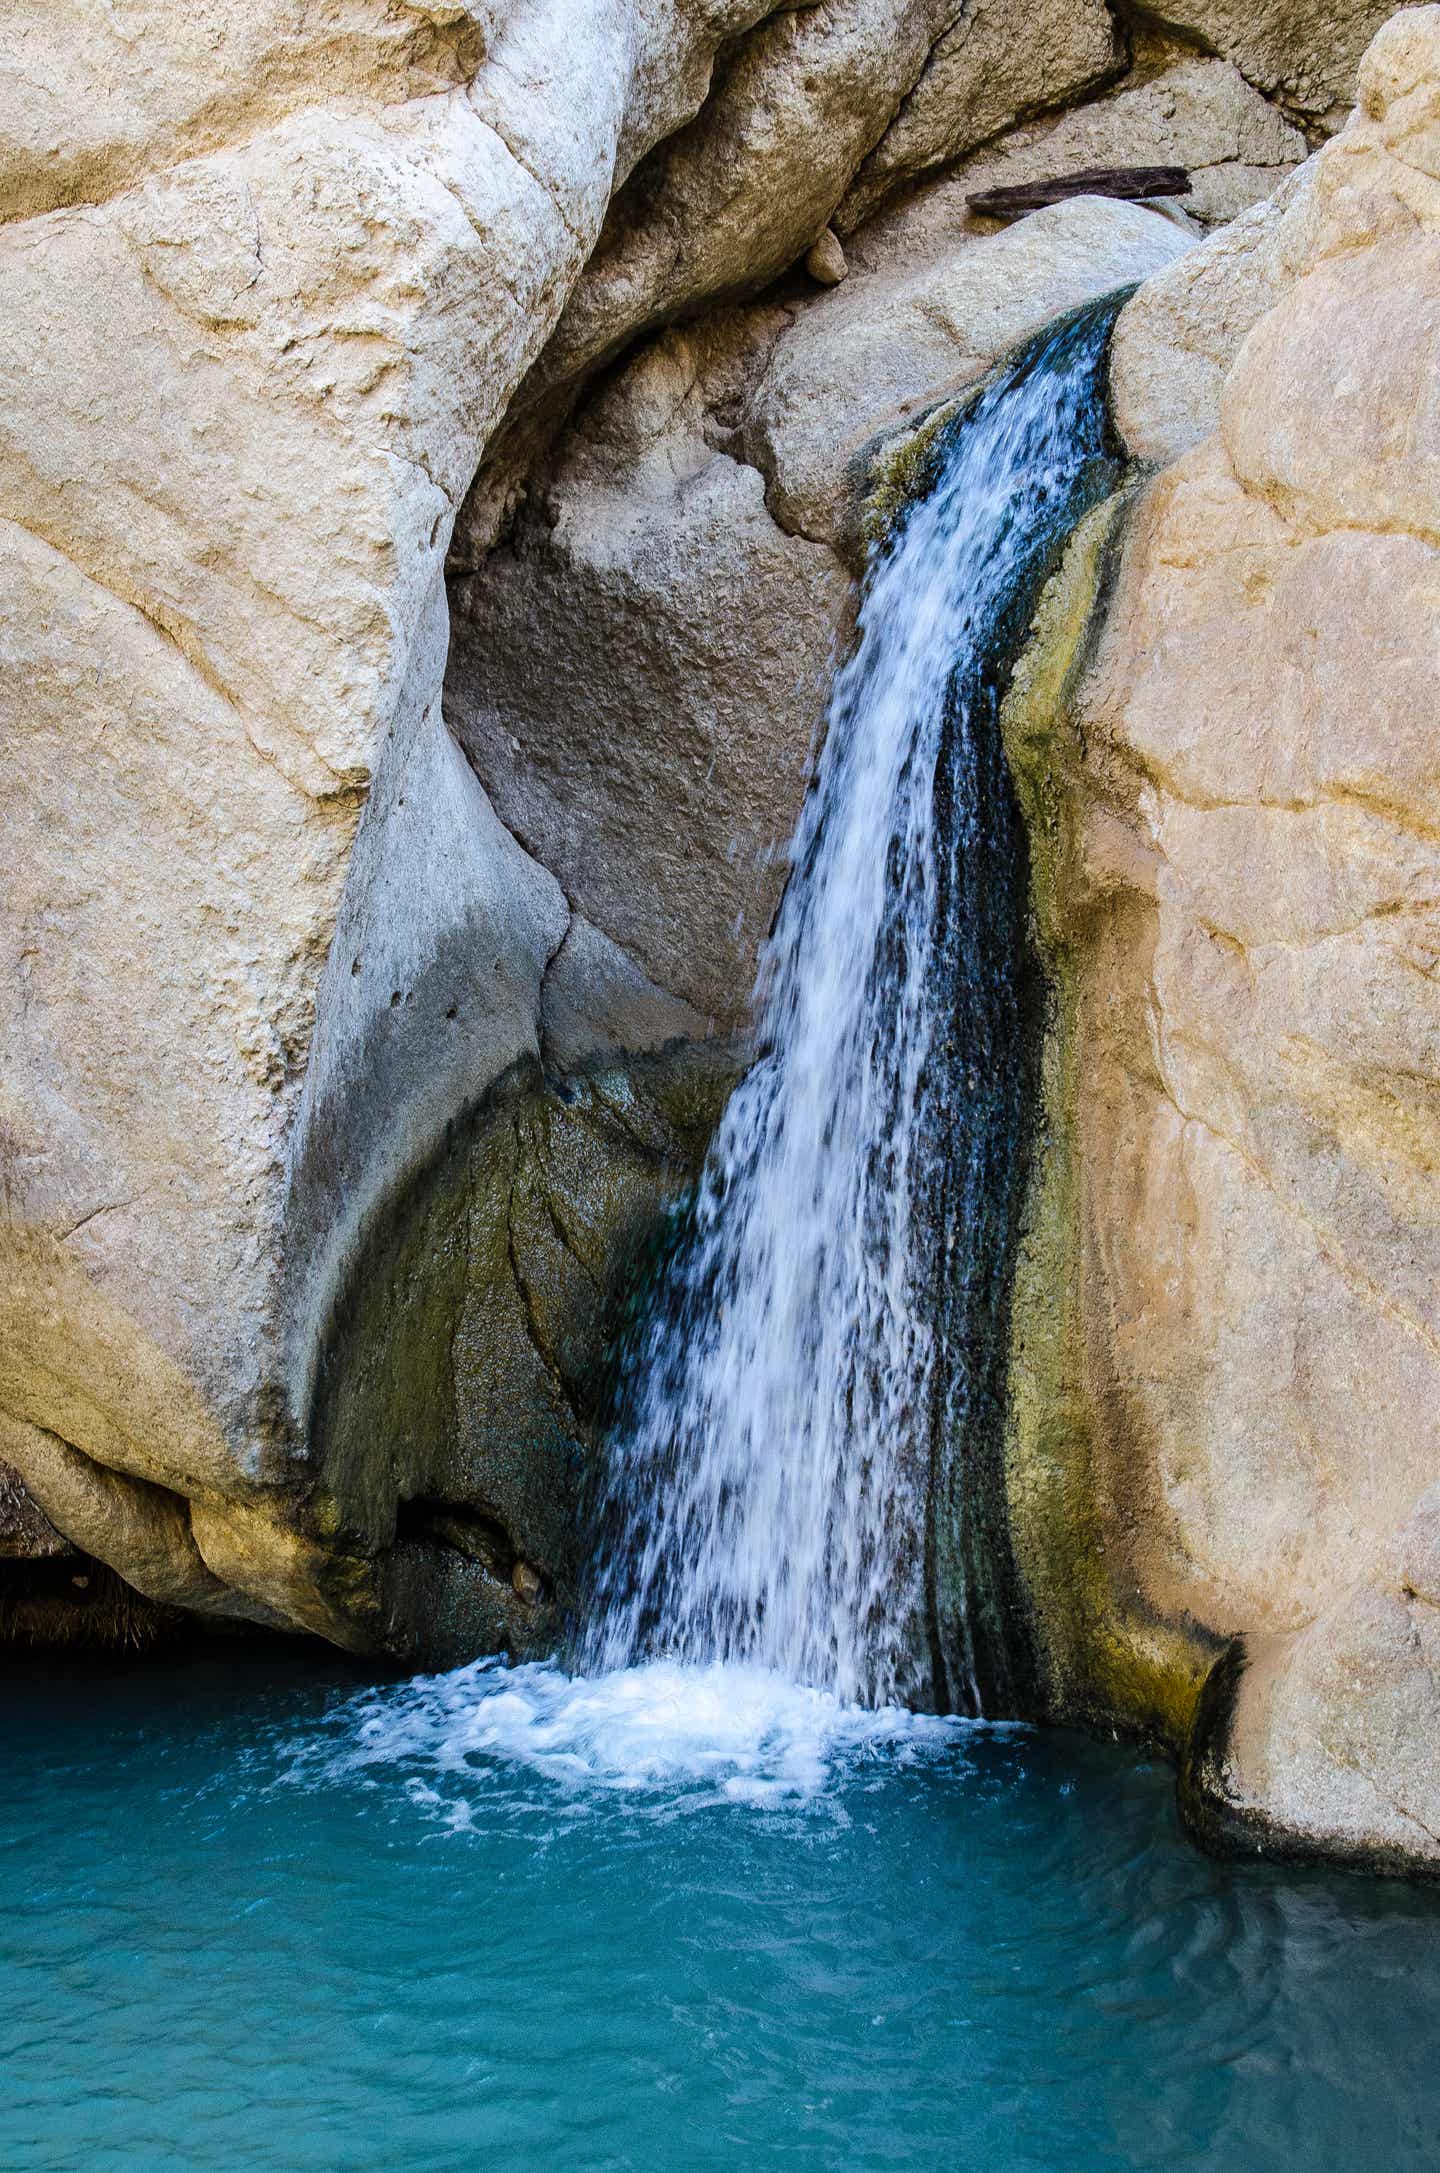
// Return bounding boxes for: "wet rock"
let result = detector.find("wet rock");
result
[736,195,1194,549]
[0,1460,70,1561]
[512,1561,544,1606]
[310,1049,736,1667]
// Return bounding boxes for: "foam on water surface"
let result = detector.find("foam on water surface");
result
[281,1657,994,1820]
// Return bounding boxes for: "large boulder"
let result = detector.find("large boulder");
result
[1004,6,1440,1876]
[447,309,851,1027]
[0,0,805,1647]
[733,195,1193,548]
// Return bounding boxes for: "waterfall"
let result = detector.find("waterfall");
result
[586,297,1127,1714]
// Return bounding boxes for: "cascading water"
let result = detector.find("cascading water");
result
[587,296,1129,1715]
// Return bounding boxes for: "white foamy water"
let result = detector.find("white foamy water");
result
[587,301,1126,1713]
[284,1659,984,1817]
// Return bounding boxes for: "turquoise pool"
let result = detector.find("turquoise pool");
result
[3,1646,1436,2171]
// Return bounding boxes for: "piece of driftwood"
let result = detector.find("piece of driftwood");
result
[966,164,1192,220]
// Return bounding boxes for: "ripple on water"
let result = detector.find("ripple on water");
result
[3,1649,1439,2173]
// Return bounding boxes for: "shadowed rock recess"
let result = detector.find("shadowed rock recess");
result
[3,0,1437,1877]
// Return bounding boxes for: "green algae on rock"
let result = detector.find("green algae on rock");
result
[999,493,1222,1757]
[309,1048,737,1669]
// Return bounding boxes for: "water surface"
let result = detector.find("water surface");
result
[4,1647,1437,2171]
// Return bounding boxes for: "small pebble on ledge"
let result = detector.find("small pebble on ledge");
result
[805,227,848,285]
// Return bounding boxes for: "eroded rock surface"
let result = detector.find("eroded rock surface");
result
[1004,6,1440,1876]
[836,0,1123,230]
[1,0,801,1648]
[735,194,1192,547]
[844,53,1307,242]
[516,0,967,411]
[311,1050,734,1666]
[448,312,851,1026]
[1139,0,1419,134]
[1108,161,1314,462]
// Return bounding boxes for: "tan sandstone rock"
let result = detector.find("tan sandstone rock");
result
[1006,4,1440,1877]
[806,227,851,285]
[1140,0,1426,135]
[512,0,966,414]
[835,0,1124,231]
[1109,161,1316,464]
[0,0,798,1640]
[1194,1490,1440,1874]
[20,0,1131,1650]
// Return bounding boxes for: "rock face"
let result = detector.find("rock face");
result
[513,0,968,410]
[312,1049,735,1665]
[735,194,1192,547]
[1003,5,1440,1877]
[1,0,805,1648]
[829,0,1126,232]
[0,1458,178,1650]
[448,312,851,1027]
[1108,163,1314,463]
[0,1463,68,1563]
[845,53,1308,240]
[1139,0,1415,134]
